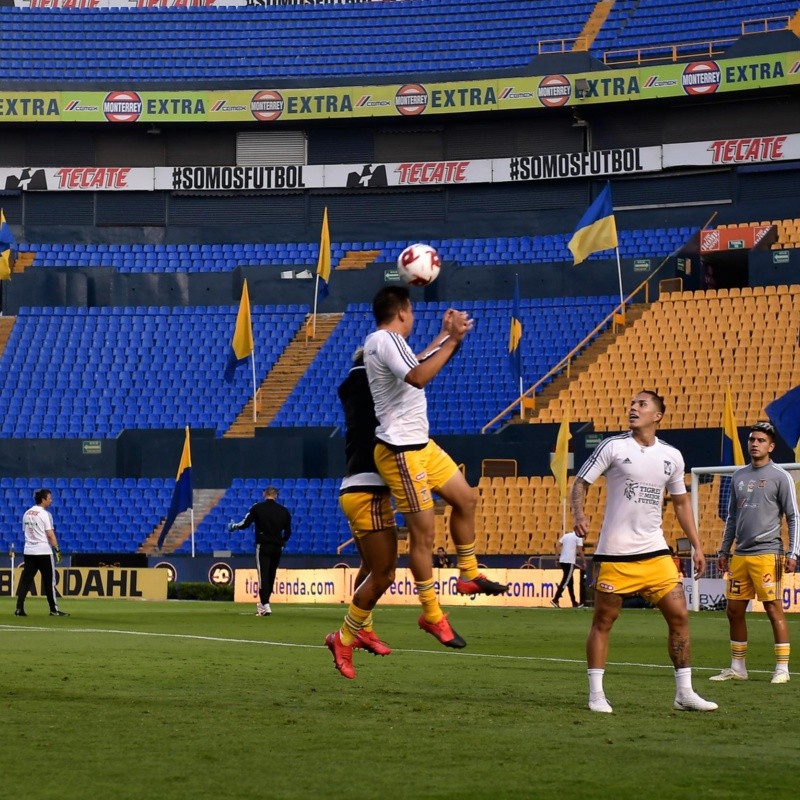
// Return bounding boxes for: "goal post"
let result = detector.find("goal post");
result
[688,463,800,612]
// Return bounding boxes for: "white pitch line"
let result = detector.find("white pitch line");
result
[0,624,792,676]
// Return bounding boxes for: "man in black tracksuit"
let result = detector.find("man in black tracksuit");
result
[229,487,292,616]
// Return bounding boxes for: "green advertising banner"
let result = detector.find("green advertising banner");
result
[1,52,798,123]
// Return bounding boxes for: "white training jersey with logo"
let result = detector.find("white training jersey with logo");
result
[364,328,429,447]
[577,433,687,557]
[558,531,584,564]
[22,504,54,556]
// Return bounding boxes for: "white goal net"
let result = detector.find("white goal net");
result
[687,463,800,610]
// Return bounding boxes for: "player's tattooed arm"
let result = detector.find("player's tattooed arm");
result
[571,477,591,538]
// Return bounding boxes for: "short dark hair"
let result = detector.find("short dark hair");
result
[34,488,51,505]
[750,421,776,441]
[372,286,410,325]
[640,390,665,414]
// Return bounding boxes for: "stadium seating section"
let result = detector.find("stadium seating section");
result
[0,304,308,438]
[20,228,696,272]
[0,0,795,81]
[1,471,754,561]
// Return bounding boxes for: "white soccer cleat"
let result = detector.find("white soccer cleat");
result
[256,603,268,616]
[673,691,718,712]
[709,667,748,682]
[588,694,613,713]
[264,603,272,616]
[771,670,791,685]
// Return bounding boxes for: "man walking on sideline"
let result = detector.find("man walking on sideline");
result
[229,486,292,616]
[15,488,69,617]
[551,529,585,608]
[711,421,798,684]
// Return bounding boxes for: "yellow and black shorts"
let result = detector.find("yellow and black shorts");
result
[592,555,681,605]
[339,488,395,538]
[726,553,782,602]
[373,439,460,514]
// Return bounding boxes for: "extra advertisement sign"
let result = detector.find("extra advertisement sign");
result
[0,52,797,123]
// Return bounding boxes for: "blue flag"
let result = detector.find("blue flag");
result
[158,427,192,549]
[766,385,800,451]
[567,183,618,265]
[508,274,522,384]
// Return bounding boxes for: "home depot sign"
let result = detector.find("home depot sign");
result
[700,224,773,252]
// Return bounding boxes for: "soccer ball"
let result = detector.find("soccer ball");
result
[396,243,441,287]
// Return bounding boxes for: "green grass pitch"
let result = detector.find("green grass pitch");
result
[2,598,797,800]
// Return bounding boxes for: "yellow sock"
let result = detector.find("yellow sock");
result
[416,579,443,623]
[340,603,371,646]
[775,642,790,669]
[362,613,374,633]
[455,543,480,580]
[731,640,748,671]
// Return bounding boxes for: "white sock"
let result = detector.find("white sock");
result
[588,668,605,695]
[675,667,692,694]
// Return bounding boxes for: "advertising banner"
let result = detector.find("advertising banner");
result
[234,567,568,608]
[663,133,800,167]
[0,53,798,123]
[0,167,153,191]
[0,567,168,600]
[700,224,773,252]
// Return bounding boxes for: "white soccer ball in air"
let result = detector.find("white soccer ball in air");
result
[396,243,441,287]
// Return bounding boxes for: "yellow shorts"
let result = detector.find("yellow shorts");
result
[339,490,395,538]
[373,439,460,514]
[726,553,783,602]
[593,555,681,605]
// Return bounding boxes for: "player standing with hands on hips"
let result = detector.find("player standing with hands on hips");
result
[229,486,291,617]
[710,421,798,684]
[571,390,717,713]
[15,488,69,617]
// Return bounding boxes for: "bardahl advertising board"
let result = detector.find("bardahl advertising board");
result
[0,567,168,600]
[0,52,797,122]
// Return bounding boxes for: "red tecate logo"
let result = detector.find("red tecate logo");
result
[103,91,142,122]
[250,90,284,122]
[681,61,721,95]
[394,84,428,116]
[537,75,571,107]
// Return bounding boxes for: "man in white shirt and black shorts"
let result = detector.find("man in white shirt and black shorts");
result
[363,286,508,651]
[15,488,69,617]
[571,390,716,714]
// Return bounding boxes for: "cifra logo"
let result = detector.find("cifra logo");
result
[394,84,428,116]
[537,75,571,107]
[251,90,284,122]
[103,91,143,123]
[681,61,721,96]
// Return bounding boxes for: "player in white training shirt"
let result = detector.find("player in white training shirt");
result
[15,488,69,617]
[363,286,508,652]
[571,391,716,714]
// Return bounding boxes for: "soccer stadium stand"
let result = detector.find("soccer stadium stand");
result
[18,228,697,272]
[271,296,617,434]
[534,286,800,430]
[0,305,308,438]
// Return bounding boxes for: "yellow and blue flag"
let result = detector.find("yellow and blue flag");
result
[551,405,571,502]
[766,384,800,457]
[508,274,522,383]
[718,385,745,519]
[158,427,192,548]
[0,209,15,281]
[224,279,254,382]
[567,183,618,265]
[316,207,331,300]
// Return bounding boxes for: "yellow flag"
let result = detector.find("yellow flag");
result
[316,207,331,299]
[551,405,572,501]
[0,249,10,281]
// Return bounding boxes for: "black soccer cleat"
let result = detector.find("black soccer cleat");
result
[50,610,70,617]
[14,608,27,617]
[456,573,509,596]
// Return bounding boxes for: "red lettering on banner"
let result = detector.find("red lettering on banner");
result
[396,161,470,184]
[55,168,131,190]
[708,136,787,163]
